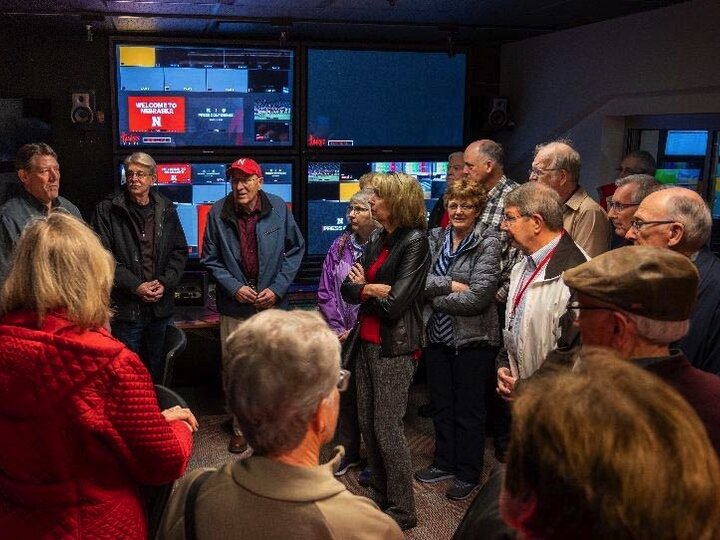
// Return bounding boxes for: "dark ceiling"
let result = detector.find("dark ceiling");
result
[0,0,688,46]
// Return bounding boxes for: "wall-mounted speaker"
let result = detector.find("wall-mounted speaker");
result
[71,92,95,124]
[487,97,508,129]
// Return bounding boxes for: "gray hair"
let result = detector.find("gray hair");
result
[665,190,712,252]
[474,139,504,167]
[614,174,662,203]
[622,150,657,175]
[349,188,372,209]
[627,312,690,344]
[535,139,581,183]
[226,310,340,456]
[123,152,157,176]
[505,182,564,231]
[448,151,464,162]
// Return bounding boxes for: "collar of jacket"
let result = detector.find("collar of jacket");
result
[436,220,489,251]
[220,190,272,223]
[545,232,586,280]
[229,446,346,502]
[111,188,169,212]
[20,187,61,213]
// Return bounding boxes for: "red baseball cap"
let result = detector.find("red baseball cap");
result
[227,158,262,177]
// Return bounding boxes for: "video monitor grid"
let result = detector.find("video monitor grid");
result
[306,160,449,256]
[115,44,293,148]
[120,161,293,257]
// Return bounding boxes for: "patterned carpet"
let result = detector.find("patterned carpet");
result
[175,382,500,540]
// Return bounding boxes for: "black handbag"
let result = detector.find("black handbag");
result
[340,323,361,370]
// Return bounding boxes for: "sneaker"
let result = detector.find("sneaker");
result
[358,466,372,486]
[446,480,478,500]
[334,456,361,476]
[414,465,455,484]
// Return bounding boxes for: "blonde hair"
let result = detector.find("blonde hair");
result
[226,310,340,456]
[0,211,114,329]
[506,350,720,539]
[372,172,427,230]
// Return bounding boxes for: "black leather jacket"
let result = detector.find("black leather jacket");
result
[341,226,430,357]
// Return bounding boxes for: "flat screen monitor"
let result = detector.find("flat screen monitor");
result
[306,160,448,255]
[307,49,465,149]
[664,130,708,156]
[114,42,294,149]
[119,160,293,257]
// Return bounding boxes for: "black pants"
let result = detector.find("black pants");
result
[337,354,361,460]
[425,343,498,484]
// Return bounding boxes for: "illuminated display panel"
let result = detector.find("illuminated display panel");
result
[114,42,293,149]
[306,160,448,255]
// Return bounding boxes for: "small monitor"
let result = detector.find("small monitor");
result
[664,130,708,156]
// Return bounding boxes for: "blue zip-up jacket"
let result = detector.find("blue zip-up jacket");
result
[201,191,304,317]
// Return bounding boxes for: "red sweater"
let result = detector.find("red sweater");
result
[0,311,193,539]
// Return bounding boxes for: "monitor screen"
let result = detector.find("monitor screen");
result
[307,49,465,149]
[120,160,293,257]
[306,160,448,255]
[114,43,294,149]
[664,130,708,156]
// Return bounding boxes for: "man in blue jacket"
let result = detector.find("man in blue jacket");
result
[202,157,304,453]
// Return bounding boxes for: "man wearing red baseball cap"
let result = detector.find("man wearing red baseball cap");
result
[202,157,304,453]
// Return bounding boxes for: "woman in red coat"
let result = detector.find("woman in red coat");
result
[0,211,197,539]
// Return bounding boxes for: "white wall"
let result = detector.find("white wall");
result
[498,0,720,197]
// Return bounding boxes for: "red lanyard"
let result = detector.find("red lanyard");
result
[511,231,564,318]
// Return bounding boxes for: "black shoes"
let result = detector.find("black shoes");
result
[445,480,478,500]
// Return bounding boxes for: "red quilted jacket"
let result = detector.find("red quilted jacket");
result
[0,311,194,539]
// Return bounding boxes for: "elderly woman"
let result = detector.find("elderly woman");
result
[318,188,378,476]
[159,310,402,539]
[341,172,430,531]
[414,180,501,501]
[0,212,196,540]
[502,352,720,539]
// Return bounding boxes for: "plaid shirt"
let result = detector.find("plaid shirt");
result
[480,175,521,303]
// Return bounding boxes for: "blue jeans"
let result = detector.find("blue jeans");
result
[112,315,173,383]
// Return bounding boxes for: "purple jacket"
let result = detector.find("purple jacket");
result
[318,232,363,334]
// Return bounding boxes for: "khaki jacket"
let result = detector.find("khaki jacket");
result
[158,448,403,540]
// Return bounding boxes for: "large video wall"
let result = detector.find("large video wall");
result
[111,39,467,259]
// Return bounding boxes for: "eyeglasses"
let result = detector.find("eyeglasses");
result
[630,218,676,232]
[566,300,618,318]
[607,199,640,212]
[347,205,369,215]
[447,203,476,212]
[528,166,561,178]
[501,213,528,225]
[337,369,351,392]
[126,170,150,179]
[230,174,258,185]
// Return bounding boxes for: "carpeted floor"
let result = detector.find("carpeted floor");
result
[175,382,500,540]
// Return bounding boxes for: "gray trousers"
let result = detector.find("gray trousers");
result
[355,342,416,525]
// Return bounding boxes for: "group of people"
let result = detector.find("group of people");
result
[1,137,720,538]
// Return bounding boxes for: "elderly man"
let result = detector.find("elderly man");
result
[463,139,520,305]
[530,140,610,257]
[202,157,304,453]
[564,246,720,456]
[428,151,465,229]
[607,173,661,245]
[0,143,81,280]
[92,152,188,383]
[625,187,720,375]
[616,149,657,178]
[495,182,587,401]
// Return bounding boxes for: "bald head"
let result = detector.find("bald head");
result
[463,139,504,190]
[626,187,711,255]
